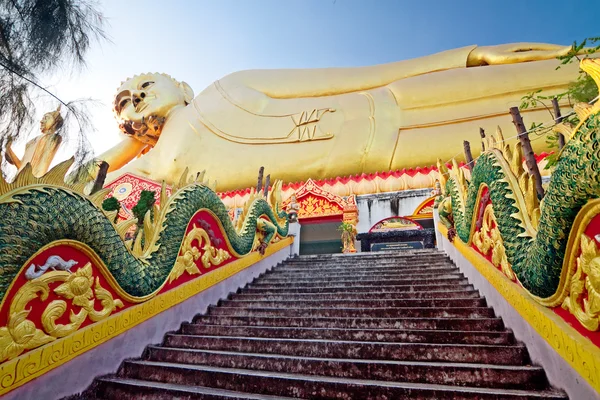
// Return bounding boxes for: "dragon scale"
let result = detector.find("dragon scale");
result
[448,112,600,298]
[0,184,288,302]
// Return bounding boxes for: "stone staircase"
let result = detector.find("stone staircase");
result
[74,250,567,399]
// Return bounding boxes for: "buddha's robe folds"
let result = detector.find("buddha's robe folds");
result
[109,46,582,191]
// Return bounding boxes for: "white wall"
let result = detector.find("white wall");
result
[356,189,431,233]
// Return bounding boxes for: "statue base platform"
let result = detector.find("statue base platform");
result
[357,229,435,252]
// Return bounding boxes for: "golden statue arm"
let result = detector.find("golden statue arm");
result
[98,137,148,173]
[218,43,574,100]
[221,46,476,99]
[467,43,572,66]
[71,137,147,184]
[4,141,22,170]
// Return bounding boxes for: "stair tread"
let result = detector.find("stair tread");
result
[79,250,566,399]
[98,377,296,399]
[186,324,509,335]
[147,345,540,370]
[122,360,566,398]
[166,333,523,348]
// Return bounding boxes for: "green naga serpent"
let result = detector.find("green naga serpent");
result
[0,166,288,303]
[440,58,600,299]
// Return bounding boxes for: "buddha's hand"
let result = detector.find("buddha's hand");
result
[467,43,573,66]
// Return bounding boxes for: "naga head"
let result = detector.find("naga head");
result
[114,73,194,140]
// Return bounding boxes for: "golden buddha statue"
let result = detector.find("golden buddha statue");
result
[98,43,588,191]
[6,106,64,177]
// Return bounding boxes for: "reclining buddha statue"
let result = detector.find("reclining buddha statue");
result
[96,43,587,191]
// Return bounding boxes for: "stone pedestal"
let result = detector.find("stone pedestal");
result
[357,228,435,252]
[287,222,301,256]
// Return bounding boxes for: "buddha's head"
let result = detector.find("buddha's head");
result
[114,73,194,138]
[40,105,64,135]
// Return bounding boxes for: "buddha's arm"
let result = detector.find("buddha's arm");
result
[217,43,574,100]
[97,137,147,172]
[220,46,476,99]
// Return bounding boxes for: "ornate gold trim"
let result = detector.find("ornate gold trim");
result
[0,237,292,396]
[534,199,600,307]
[439,223,600,393]
[472,204,515,281]
[561,234,600,331]
[0,263,123,362]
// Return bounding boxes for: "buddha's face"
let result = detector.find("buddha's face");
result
[114,74,193,124]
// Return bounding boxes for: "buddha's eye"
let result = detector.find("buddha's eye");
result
[119,98,130,110]
[141,81,154,89]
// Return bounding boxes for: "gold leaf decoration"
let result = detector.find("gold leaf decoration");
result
[0,262,124,361]
[168,226,231,283]
[472,204,515,281]
[561,234,600,331]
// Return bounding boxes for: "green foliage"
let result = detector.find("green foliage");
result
[338,221,354,233]
[101,196,120,223]
[102,197,120,212]
[132,190,156,225]
[519,37,600,170]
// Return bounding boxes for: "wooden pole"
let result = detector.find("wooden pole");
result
[89,161,109,195]
[551,97,566,150]
[264,174,271,198]
[463,140,474,171]
[256,166,264,192]
[479,128,486,152]
[509,107,545,198]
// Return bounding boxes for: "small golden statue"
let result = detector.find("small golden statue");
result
[286,194,300,223]
[6,105,64,177]
[340,219,358,253]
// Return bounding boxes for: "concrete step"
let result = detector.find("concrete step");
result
[207,305,495,319]
[192,315,506,331]
[108,361,567,399]
[72,248,566,399]
[93,377,296,399]
[180,324,515,345]
[280,260,452,270]
[232,288,482,301]
[256,273,465,285]
[264,266,461,278]
[241,282,475,294]
[145,346,547,390]
[220,297,487,309]
[163,334,528,365]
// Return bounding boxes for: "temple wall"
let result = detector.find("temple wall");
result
[4,243,293,400]
[356,188,431,233]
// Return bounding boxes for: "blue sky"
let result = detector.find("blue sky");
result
[43,0,600,155]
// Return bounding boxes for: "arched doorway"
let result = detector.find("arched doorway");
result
[282,179,357,255]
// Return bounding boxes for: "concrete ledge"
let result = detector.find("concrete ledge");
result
[438,231,598,399]
[5,243,292,400]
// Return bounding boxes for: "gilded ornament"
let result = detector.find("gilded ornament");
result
[561,234,600,331]
[472,205,515,281]
[169,226,231,283]
[0,263,123,361]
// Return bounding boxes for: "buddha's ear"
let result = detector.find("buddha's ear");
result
[180,81,194,104]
